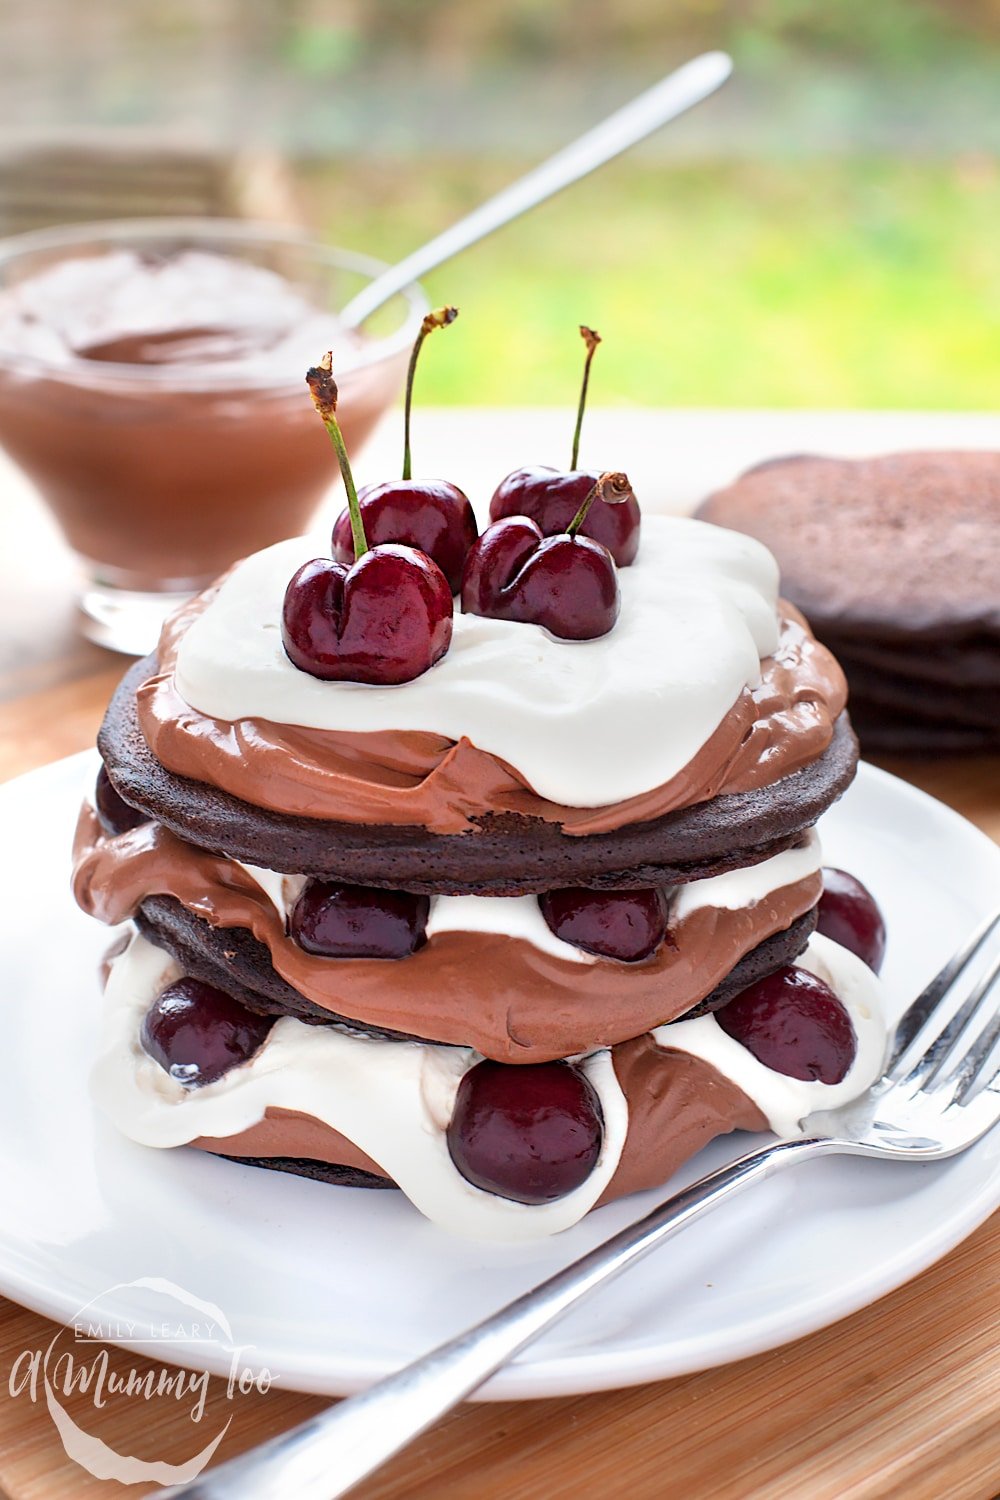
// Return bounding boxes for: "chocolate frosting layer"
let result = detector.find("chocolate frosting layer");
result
[73,804,820,1063]
[136,895,818,1052]
[194,1107,386,1179]
[597,1037,767,1204]
[190,1038,769,1211]
[136,593,846,837]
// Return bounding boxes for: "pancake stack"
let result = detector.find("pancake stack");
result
[73,509,887,1241]
[697,451,1000,754]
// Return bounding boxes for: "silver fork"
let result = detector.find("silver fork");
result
[165,910,1000,1500]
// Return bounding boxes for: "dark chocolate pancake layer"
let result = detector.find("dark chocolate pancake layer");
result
[697,451,1000,752]
[210,1155,392,1189]
[832,655,1000,734]
[135,894,818,1040]
[825,634,1000,692]
[100,656,858,893]
[697,451,1000,639]
[847,698,1000,754]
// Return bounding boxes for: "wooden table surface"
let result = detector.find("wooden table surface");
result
[1,410,998,1500]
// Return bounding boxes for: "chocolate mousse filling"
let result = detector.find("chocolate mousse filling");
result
[97,615,857,894]
[190,1039,768,1210]
[74,805,820,1062]
[135,595,847,837]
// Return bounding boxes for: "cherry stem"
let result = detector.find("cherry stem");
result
[403,306,458,481]
[570,325,601,471]
[566,471,632,538]
[307,352,368,558]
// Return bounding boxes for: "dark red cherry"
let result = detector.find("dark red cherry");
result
[290,881,429,959]
[817,868,886,973]
[488,327,640,567]
[461,516,619,641]
[282,546,453,685]
[332,479,477,594]
[95,764,147,835]
[330,308,473,591]
[286,351,454,685]
[490,467,640,566]
[716,965,857,1084]
[447,1060,603,1205]
[539,887,668,961]
[140,977,274,1087]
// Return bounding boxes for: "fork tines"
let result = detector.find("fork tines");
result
[888,907,1000,1103]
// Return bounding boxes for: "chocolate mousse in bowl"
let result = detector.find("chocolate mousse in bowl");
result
[0,218,427,653]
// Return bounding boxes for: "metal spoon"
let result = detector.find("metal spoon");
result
[339,51,732,328]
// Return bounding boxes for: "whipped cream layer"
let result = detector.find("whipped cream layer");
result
[138,601,846,838]
[174,518,780,808]
[96,932,630,1241]
[236,862,594,964]
[240,831,823,956]
[74,804,823,1061]
[94,930,886,1240]
[655,933,887,1136]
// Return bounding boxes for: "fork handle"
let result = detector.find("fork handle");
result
[165,1136,839,1500]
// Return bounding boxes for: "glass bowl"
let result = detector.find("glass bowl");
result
[0,218,428,653]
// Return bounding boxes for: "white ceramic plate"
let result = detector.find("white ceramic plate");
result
[1,753,998,1397]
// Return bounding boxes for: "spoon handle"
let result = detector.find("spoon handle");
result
[339,51,732,328]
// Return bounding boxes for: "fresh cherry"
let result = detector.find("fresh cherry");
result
[491,466,640,567]
[290,880,429,959]
[716,966,857,1084]
[539,887,668,962]
[95,764,147,835]
[331,308,477,592]
[282,547,452,685]
[140,977,274,1087]
[282,353,453,685]
[447,1059,604,1204]
[489,329,640,566]
[333,478,477,593]
[461,472,630,641]
[817,868,887,973]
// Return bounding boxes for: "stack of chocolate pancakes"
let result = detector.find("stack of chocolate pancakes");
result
[698,451,1000,754]
[74,513,888,1240]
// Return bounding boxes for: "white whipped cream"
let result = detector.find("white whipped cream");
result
[236,832,822,968]
[93,933,628,1243]
[175,517,780,807]
[93,927,885,1241]
[425,893,593,963]
[237,864,306,917]
[657,933,886,1136]
[671,832,821,919]
[235,861,592,964]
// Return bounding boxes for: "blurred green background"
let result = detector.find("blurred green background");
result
[3,0,999,407]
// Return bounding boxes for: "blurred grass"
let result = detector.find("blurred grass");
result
[299,155,1000,408]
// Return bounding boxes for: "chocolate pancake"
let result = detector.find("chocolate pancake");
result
[822,634,1000,692]
[697,452,1000,753]
[100,656,858,893]
[134,893,818,1037]
[831,656,1000,734]
[847,698,1000,754]
[208,1155,393,1189]
[697,451,1000,641]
